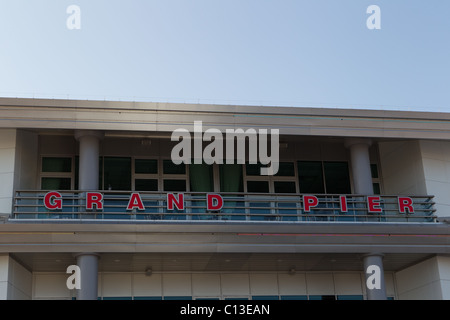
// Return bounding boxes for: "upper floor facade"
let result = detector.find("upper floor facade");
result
[1,97,449,224]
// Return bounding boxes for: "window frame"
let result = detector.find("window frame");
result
[39,155,75,190]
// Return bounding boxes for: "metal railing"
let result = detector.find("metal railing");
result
[12,190,436,223]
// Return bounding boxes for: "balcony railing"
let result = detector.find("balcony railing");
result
[11,190,437,223]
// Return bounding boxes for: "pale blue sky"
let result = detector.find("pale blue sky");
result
[0,1,449,111]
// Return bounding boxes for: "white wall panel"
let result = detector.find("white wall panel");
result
[33,274,70,299]
[133,273,162,297]
[0,255,8,300]
[419,140,450,217]
[162,274,191,296]
[14,130,38,190]
[192,274,221,297]
[378,140,427,195]
[9,259,31,299]
[305,273,334,295]
[0,130,16,149]
[384,273,396,298]
[334,274,362,295]
[28,270,409,300]
[0,129,16,215]
[278,274,307,295]
[0,282,7,300]
[221,274,250,296]
[249,274,278,295]
[102,273,132,297]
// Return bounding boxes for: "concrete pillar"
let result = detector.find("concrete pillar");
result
[74,130,103,190]
[75,253,99,300]
[363,253,387,300]
[345,138,374,195]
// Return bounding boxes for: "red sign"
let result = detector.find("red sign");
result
[43,192,415,214]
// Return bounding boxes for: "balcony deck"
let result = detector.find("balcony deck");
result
[12,190,436,223]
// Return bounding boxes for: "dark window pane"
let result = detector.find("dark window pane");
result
[323,162,351,194]
[370,164,379,178]
[252,296,279,300]
[164,179,186,192]
[42,157,72,173]
[281,295,308,300]
[297,161,325,193]
[309,295,336,301]
[135,179,158,191]
[41,177,71,190]
[337,295,363,300]
[104,157,131,191]
[75,156,79,189]
[247,181,269,193]
[163,160,186,174]
[135,159,158,174]
[245,163,264,176]
[189,164,213,192]
[373,182,380,195]
[220,164,243,192]
[275,162,295,177]
[274,181,296,193]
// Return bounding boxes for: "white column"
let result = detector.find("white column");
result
[74,130,103,190]
[363,253,387,300]
[345,138,374,195]
[75,253,99,300]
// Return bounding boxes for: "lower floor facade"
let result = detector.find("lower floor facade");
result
[2,253,450,300]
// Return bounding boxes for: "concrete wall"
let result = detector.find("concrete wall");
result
[378,139,450,218]
[418,140,450,217]
[0,129,16,216]
[395,255,450,300]
[0,129,39,216]
[14,130,38,190]
[32,271,396,300]
[378,140,427,195]
[0,254,32,300]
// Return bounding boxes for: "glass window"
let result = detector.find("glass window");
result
[247,181,269,193]
[370,164,379,178]
[164,179,186,192]
[297,161,325,193]
[281,295,308,300]
[189,164,213,192]
[373,182,380,195]
[103,157,131,191]
[135,159,158,174]
[309,295,336,300]
[220,164,243,192]
[41,177,71,190]
[42,157,72,173]
[274,181,296,193]
[371,163,382,194]
[337,295,363,300]
[245,163,264,176]
[163,160,186,174]
[135,179,158,191]
[323,162,351,194]
[275,162,295,176]
[252,296,279,300]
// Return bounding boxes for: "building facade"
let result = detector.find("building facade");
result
[0,97,449,300]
